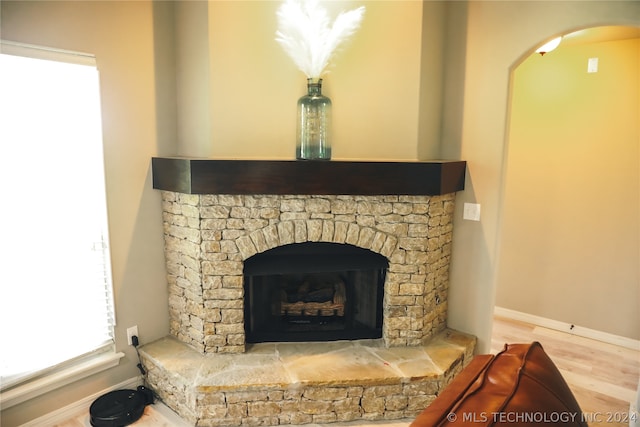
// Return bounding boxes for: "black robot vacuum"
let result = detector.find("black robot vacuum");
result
[89,386,154,427]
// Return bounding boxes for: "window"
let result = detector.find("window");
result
[0,42,117,400]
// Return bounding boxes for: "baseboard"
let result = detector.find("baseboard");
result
[494,307,640,351]
[19,376,142,427]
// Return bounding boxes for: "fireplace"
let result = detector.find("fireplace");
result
[149,158,467,353]
[141,158,474,426]
[158,190,457,354]
[244,242,387,343]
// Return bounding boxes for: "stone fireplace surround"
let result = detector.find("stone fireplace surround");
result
[140,159,475,426]
[164,191,459,353]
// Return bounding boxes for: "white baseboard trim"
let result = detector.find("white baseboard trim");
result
[19,376,142,427]
[494,307,640,351]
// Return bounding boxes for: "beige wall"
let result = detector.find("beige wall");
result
[442,2,640,353]
[495,36,639,339]
[0,1,174,425]
[174,0,210,157]
[177,1,441,160]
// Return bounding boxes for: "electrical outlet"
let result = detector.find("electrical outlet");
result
[463,203,481,221]
[126,325,138,346]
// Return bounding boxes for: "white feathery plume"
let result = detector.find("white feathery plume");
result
[275,0,365,78]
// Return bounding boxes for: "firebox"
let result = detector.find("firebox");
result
[244,242,388,343]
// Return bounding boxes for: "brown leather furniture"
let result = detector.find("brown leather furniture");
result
[411,342,587,427]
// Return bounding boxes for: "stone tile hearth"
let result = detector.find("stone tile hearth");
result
[140,329,475,426]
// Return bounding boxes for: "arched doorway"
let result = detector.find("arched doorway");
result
[494,26,640,342]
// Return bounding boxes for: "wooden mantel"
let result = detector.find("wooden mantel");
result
[151,157,466,196]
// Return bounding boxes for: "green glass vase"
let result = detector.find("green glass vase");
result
[296,78,332,160]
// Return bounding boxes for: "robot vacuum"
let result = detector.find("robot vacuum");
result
[89,386,154,427]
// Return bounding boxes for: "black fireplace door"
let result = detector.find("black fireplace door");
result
[243,242,387,343]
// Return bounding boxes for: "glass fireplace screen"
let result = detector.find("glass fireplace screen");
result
[243,243,388,343]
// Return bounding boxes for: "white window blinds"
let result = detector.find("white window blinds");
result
[0,42,116,389]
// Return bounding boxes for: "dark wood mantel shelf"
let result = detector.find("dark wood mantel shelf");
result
[151,157,466,196]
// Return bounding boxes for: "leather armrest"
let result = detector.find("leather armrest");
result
[411,355,494,427]
[411,342,586,427]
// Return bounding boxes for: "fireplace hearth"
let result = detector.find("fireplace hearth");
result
[244,242,387,343]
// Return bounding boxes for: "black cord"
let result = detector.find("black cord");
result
[131,335,156,405]
[131,335,146,376]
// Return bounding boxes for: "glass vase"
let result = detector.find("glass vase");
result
[296,78,332,160]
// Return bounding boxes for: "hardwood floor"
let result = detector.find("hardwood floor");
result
[53,399,193,427]
[56,316,639,427]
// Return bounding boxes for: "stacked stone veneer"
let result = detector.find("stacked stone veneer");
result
[161,191,455,354]
[140,331,475,427]
[140,329,476,426]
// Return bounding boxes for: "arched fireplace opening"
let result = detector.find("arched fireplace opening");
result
[244,242,388,343]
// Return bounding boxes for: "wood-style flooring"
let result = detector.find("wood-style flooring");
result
[55,316,639,427]
[490,315,639,427]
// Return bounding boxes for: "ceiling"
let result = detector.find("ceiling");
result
[561,25,640,46]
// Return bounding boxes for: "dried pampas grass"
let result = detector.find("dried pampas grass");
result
[275,0,365,78]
